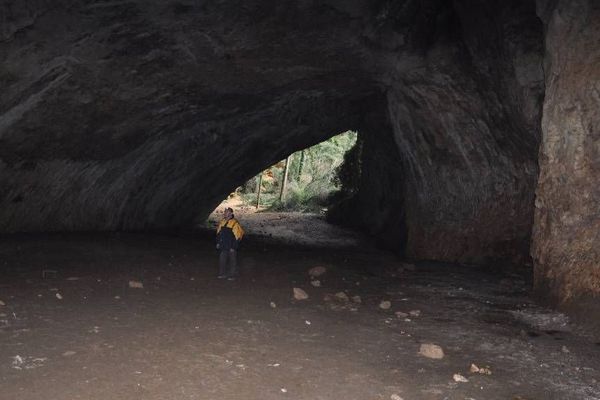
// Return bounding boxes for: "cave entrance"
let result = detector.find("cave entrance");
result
[206,131,361,247]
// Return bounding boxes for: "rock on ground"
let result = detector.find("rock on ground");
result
[293,288,309,301]
[419,343,445,359]
[379,300,391,310]
[308,266,327,278]
[128,280,144,289]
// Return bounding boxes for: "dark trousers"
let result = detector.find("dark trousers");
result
[219,249,238,277]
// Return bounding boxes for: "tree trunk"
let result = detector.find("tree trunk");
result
[279,156,291,202]
[297,150,305,182]
[256,172,263,209]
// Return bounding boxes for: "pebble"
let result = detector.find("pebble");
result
[391,395,404,400]
[56,293,63,300]
[270,302,277,308]
[310,280,321,287]
[379,300,392,310]
[334,292,349,302]
[418,343,444,359]
[128,280,144,289]
[470,363,492,375]
[293,288,309,300]
[395,311,409,318]
[308,266,327,278]
[352,295,362,304]
[409,310,421,317]
[453,373,469,382]
[62,351,76,357]
[0,300,5,306]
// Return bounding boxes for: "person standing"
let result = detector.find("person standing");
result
[216,207,244,280]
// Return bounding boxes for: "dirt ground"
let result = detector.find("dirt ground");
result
[206,196,362,248]
[1,213,599,399]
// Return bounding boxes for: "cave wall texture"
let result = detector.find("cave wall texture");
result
[532,0,600,323]
[1,1,599,316]
[329,0,544,265]
[0,0,375,230]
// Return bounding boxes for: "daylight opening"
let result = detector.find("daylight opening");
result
[205,131,361,246]
[211,130,357,216]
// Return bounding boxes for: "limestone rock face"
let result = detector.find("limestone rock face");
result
[330,1,544,265]
[0,0,374,230]
[532,0,600,324]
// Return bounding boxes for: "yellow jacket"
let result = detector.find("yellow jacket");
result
[216,218,245,241]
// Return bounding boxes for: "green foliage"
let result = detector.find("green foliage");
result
[240,131,357,212]
[331,135,363,200]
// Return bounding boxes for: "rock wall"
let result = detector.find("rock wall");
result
[327,102,407,252]
[532,0,600,323]
[331,1,544,265]
[0,0,374,230]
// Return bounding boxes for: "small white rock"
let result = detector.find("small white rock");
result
[0,300,5,306]
[270,302,277,308]
[470,363,492,375]
[390,394,404,400]
[128,280,144,289]
[334,292,349,302]
[352,295,362,304]
[418,343,444,359]
[293,287,309,300]
[308,266,327,278]
[409,310,421,317]
[379,300,391,310]
[56,293,63,300]
[479,366,492,375]
[310,280,321,287]
[453,373,469,382]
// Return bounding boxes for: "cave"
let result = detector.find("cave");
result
[1,0,599,398]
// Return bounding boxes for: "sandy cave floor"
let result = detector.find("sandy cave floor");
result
[0,214,599,400]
